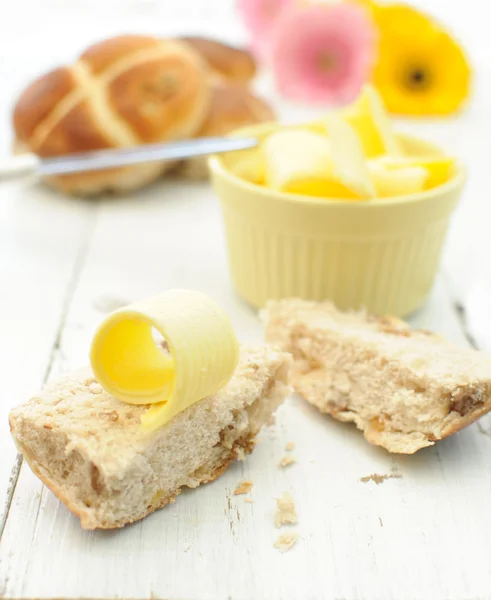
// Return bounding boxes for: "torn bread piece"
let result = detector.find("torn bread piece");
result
[264,299,491,454]
[9,345,291,529]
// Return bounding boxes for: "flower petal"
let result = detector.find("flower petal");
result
[237,0,295,60]
[271,3,377,105]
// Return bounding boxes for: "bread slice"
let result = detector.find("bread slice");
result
[9,345,291,529]
[263,300,491,454]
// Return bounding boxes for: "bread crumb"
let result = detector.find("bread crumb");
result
[274,532,299,553]
[278,455,296,468]
[234,480,253,495]
[285,442,295,451]
[359,472,402,485]
[244,498,254,504]
[266,415,276,427]
[275,491,297,527]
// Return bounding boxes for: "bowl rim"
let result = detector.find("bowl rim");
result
[208,131,466,208]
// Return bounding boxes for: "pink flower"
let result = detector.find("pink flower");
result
[271,3,377,105]
[237,0,295,61]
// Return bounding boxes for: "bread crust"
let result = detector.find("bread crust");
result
[178,82,275,180]
[13,67,77,142]
[180,36,256,83]
[264,299,491,454]
[196,82,274,137]
[80,35,161,75]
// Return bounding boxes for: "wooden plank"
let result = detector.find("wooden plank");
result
[2,180,491,600]
[0,180,93,531]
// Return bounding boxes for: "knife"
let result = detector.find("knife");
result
[0,136,258,180]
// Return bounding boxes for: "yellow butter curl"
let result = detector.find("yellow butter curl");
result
[90,290,240,431]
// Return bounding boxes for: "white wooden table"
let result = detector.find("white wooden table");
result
[1,2,491,599]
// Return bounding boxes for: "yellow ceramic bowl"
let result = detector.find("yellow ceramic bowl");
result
[209,123,466,316]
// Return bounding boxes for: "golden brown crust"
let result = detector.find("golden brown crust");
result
[108,47,210,143]
[196,82,275,137]
[180,36,256,83]
[80,34,161,75]
[35,98,115,156]
[13,67,77,142]
[440,401,491,439]
[178,82,275,180]
[40,165,165,197]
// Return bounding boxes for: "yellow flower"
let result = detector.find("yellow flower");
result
[369,3,472,116]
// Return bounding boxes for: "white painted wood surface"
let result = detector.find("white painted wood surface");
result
[1,1,491,599]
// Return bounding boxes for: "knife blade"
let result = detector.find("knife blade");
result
[0,136,258,181]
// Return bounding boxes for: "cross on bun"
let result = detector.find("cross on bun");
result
[13,35,211,196]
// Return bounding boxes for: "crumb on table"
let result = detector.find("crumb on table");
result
[274,533,299,553]
[244,498,254,504]
[234,480,253,495]
[359,472,402,485]
[278,455,296,468]
[285,441,295,451]
[275,491,297,527]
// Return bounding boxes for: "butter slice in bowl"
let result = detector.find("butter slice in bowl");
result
[263,118,375,200]
[369,159,429,198]
[371,155,457,191]
[9,290,291,529]
[226,146,266,185]
[225,85,456,201]
[342,84,402,159]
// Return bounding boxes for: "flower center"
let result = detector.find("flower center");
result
[318,52,338,73]
[404,67,431,91]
